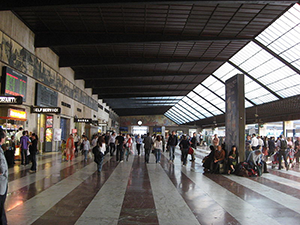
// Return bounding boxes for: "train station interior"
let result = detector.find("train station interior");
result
[0,1,300,224]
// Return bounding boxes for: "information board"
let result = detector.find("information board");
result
[2,67,27,102]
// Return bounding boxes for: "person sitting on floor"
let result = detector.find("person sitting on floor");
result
[212,145,225,173]
[228,145,239,175]
[247,149,262,176]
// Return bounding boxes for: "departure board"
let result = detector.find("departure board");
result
[2,67,27,102]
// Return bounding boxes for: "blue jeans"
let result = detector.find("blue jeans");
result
[155,149,161,163]
[84,150,88,160]
[97,157,104,172]
[169,146,176,161]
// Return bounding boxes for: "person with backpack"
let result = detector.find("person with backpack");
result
[276,135,289,171]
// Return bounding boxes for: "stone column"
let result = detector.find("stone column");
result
[225,74,246,162]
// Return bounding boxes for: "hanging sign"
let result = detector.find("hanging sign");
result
[74,118,92,123]
[0,96,23,104]
[31,106,61,114]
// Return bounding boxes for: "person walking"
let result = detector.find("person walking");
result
[276,135,289,170]
[167,131,178,163]
[66,134,75,161]
[82,135,90,161]
[115,133,125,162]
[179,135,191,166]
[136,135,142,156]
[153,135,162,163]
[124,134,132,161]
[143,133,153,163]
[93,136,106,173]
[109,132,116,156]
[29,133,38,173]
[20,131,30,165]
[0,128,8,225]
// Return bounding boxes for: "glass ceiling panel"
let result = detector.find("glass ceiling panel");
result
[165,113,182,124]
[167,112,186,124]
[174,104,199,121]
[171,106,193,122]
[213,62,241,83]
[167,108,189,123]
[187,92,214,117]
[180,98,205,119]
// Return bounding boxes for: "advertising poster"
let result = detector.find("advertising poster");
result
[54,128,62,141]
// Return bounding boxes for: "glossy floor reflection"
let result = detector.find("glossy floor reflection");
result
[5,149,300,225]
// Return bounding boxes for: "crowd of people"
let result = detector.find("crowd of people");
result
[202,133,300,177]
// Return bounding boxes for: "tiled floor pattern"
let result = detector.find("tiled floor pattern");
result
[5,148,300,225]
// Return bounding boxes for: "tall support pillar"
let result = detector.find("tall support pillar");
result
[225,74,246,162]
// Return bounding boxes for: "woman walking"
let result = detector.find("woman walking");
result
[153,135,162,163]
[125,134,132,161]
[93,136,106,173]
[66,134,75,161]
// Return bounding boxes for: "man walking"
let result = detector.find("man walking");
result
[276,135,289,170]
[167,131,178,163]
[20,131,30,165]
[143,133,152,163]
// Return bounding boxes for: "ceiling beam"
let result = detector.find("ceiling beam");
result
[35,33,251,47]
[98,92,186,98]
[60,56,225,67]
[75,71,210,79]
[85,80,200,88]
[1,1,296,10]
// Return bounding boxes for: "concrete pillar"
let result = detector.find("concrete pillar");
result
[225,74,245,162]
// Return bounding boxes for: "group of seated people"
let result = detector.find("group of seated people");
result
[203,144,268,176]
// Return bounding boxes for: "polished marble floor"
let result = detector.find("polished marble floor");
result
[5,147,300,225]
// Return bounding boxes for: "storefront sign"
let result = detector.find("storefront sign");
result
[31,106,61,114]
[74,118,92,123]
[0,96,23,104]
[8,109,26,120]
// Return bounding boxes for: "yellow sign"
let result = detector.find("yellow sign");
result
[8,109,27,120]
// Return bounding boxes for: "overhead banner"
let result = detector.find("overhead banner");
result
[31,106,61,114]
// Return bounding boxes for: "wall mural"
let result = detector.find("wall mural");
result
[0,30,98,111]
[120,115,178,127]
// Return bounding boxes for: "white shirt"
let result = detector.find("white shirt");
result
[100,143,106,154]
[251,136,258,147]
[258,138,264,147]
[153,140,162,150]
[83,140,90,151]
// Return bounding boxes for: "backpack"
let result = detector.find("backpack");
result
[280,140,287,150]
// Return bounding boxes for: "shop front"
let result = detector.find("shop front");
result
[0,104,27,160]
[32,107,61,152]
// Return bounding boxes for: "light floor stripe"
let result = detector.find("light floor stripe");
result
[75,157,134,225]
[148,163,201,225]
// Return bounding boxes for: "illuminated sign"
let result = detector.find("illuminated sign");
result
[0,96,23,104]
[74,118,92,123]
[31,106,61,114]
[8,109,27,120]
[2,67,27,102]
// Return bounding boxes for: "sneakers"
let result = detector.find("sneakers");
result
[120,160,123,163]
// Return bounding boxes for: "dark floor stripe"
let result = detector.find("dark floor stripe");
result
[206,174,300,224]
[268,168,300,183]
[118,156,159,225]
[31,157,118,225]
[160,154,240,225]
[5,158,95,212]
[250,175,300,200]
